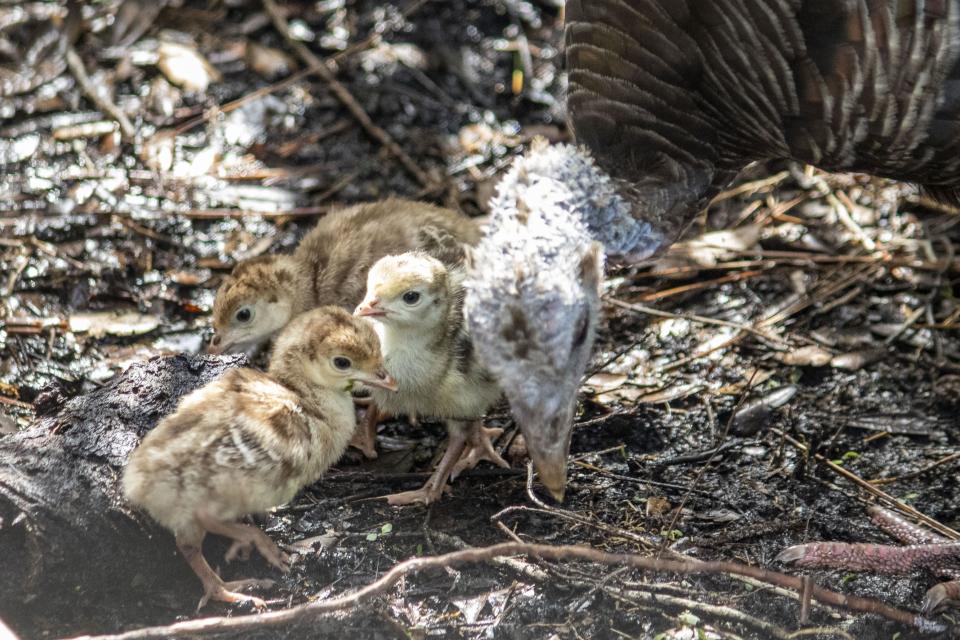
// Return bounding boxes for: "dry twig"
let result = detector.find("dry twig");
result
[775,429,960,540]
[63,539,939,640]
[65,47,135,140]
[262,0,436,190]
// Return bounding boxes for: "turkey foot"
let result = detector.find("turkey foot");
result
[177,537,270,611]
[349,404,384,459]
[778,506,960,613]
[197,512,291,572]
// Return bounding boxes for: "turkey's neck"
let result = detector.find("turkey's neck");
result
[585,155,718,261]
[602,157,724,260]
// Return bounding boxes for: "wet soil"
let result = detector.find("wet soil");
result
[1,1,959,639]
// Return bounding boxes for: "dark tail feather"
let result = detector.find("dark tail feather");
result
[919,184,960,209]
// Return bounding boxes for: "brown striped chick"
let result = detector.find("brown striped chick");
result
[355,251,507,506]
[123,307,397,609]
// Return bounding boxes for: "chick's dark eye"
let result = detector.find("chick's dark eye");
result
[235,307,252,323]
[333,357,351,370]
[402,291,421,304]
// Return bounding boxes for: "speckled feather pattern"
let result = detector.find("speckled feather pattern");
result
[465,142,604,421]
[123,368,351,534]
[494,142,665,260]
[123,307,382,538]
[294,199,480,312]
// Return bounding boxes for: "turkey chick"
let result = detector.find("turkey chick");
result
[123,306,396,608]
[355,251,506,505]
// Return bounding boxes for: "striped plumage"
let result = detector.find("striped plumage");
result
[209,199,479,357]
[123,307,395,607]
[566,0,960,252]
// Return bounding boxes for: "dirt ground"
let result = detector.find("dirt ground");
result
[2,1,959,639]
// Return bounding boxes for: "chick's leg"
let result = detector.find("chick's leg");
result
[195,511,290,572]
[450,421,509,480]
[175,530,269,611]
[384,422,469,506]
[349,402,384,459]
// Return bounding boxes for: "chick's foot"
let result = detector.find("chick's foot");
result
[383,429,467,506]
[451,424,509,480]
[349,405,382,459]
[178,537,272,611]
[196,512,291,572]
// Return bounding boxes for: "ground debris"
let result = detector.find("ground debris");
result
[0,0,958,639]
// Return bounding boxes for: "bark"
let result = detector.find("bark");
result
[0,354,245,634]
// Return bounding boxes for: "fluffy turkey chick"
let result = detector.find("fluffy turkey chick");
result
[355,251,506,505]
[123,306,396,609]
[209,198,480,357]
[465,141,605,502]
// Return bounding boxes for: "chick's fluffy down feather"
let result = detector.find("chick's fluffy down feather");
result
[123,367,354,534]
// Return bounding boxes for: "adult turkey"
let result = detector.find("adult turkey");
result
[469,0,960,496]
[467,0,960,614]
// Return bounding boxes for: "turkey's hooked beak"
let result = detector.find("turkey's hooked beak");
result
[355,297,386,318]
[511,398,575,502]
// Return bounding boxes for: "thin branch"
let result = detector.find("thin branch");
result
[65,46,135,141]
[63,541,940,640]
[172,0,430,137]
[774,429,960,540]
[262,0,436,190]
[608,297,787,346]
[868,451,960,486]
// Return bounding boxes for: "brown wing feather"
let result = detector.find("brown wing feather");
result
[566,0,960,222]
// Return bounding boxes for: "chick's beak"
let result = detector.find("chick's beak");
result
[207,333,224,355]
[207,332,266,358]
[513,400,575,502]
[359,369,398,392]
[355,297,386,317]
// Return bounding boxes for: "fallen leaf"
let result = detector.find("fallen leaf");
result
[289,531,340,551]
[715,368,775,395]
[52,121,118,141]
[68,311,161,338]
[451,594,486,625]
[830,348,885,370]
[646,496,671,518]
[778,345,834,367]
[637,383,705,404]
[584,372,628,393]
[656,225,761,270]
[730,385,798,435]
[157,41,221,92]
[0,414,16,435]
[245,42,296,79]
[168,269,212,286]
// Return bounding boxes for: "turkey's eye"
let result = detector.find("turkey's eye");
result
[333,357,351,370]
[571,310,590,349]
[235,307,253,323]
[402,291,421,305]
